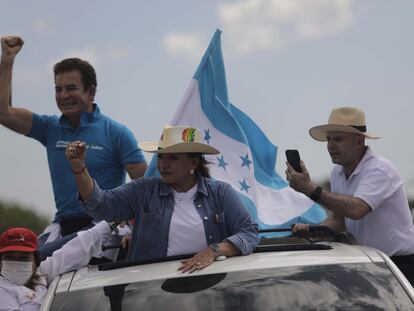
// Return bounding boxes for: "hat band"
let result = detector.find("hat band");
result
[350,125,366,133]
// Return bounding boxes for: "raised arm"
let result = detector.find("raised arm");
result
[286,160,371,220]
[65,141,95,200]
[0,36,33,134]
[66,140,139,222]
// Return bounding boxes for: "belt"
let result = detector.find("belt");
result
[390,254,414,265]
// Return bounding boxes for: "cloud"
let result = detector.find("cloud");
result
[163,0,354,58]
[163,32,207,62]
[219,0,354,55]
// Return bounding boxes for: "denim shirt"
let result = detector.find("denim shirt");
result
[81,175,259,261]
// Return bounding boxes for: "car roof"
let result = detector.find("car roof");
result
[57,242,386,294]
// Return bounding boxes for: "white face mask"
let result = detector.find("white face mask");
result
[1,260,34,286]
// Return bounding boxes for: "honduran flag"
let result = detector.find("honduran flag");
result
[146,29,326,229]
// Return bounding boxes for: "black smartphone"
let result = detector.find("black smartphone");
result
[285,149,302,172]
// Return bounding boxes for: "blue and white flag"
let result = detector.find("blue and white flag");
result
[146,29,326,229]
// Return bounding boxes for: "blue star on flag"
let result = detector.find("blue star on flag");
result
[240,154,252,169]
[204,129,211,144]
[239,178,250,193]
[217,155,228,170]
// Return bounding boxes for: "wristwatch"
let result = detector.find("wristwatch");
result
[309,186,322,202]
[208,243,221,257]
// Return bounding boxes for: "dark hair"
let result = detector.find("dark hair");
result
[34,251,40,267]
[53,58,97,91]
[188,154,211,178]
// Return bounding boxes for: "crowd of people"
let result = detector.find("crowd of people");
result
[0,35,259,309]
[2,33,414,310]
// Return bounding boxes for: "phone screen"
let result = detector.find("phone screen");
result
[285,149,302,172]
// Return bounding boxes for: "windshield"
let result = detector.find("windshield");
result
[49,263,413,311]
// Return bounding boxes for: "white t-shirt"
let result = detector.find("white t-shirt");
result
[167,184,207,256]
[0,221,111,311]
[331,147,414,256]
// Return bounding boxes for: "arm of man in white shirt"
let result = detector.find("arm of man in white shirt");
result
[286,161,371,220]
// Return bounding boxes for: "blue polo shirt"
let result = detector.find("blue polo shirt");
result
[27,104,146,222]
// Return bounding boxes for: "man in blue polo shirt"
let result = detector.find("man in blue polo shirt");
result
[0,36,147,243]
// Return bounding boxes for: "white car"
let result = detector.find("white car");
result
[40,230,414,311]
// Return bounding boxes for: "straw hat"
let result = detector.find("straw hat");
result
[309,107,380,142]
[0,227,38,253]
[139,125,220,154]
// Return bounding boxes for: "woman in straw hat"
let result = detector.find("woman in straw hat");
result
[66,125,259,273]
[0,221,112,310]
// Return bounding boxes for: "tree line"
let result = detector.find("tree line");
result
[0,199,50,234]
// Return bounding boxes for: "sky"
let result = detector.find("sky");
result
[1,0,414,220]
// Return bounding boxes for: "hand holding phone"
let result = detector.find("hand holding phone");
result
[285,149,302,173]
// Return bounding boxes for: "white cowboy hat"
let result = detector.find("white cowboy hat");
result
[139,125,220,154]
[309,107,380,142]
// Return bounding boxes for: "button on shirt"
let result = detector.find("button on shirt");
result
[167,184,207,256]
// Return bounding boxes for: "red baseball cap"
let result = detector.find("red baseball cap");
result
[0,227,38,253]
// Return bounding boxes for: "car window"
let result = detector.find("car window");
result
[49,263,413,311]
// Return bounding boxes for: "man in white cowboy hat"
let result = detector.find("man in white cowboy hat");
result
[286,106,414,285]
[65,125,259,273]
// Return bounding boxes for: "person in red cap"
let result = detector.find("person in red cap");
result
[0,221,112,310]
